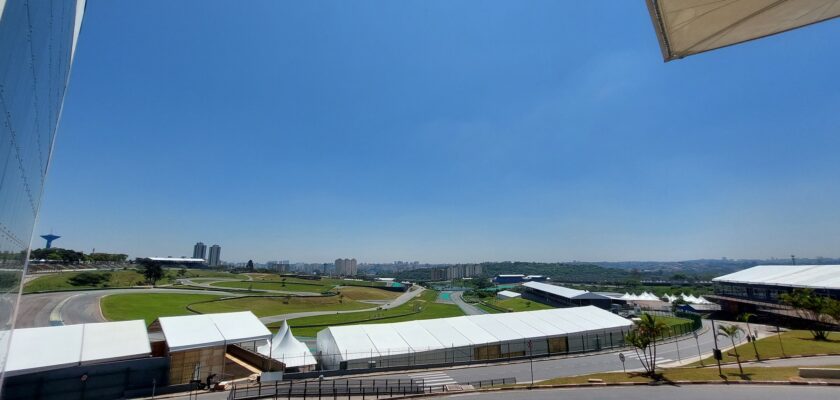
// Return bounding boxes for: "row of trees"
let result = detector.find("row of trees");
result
[781,288,840,340]
[30,248,128,264]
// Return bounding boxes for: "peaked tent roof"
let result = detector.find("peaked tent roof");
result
[647,0,840,61]
[258,322,316,367]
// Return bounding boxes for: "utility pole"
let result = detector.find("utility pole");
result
[528,340,534,389]
[693,331,703,366]
[711,319,723,376]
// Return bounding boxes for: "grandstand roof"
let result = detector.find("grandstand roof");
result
[713,265,840,290]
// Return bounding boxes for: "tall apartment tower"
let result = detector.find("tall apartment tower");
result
[208,245,222,267]
[334,258,358,276]
[0,0,87,384]
[193,242,207,260]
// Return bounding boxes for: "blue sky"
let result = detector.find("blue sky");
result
[36,1,840,263]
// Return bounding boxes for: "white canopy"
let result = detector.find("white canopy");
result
[159,311,271,352]
[647,0,840,61]
[317,306,633,365]
[5,320,151,377]
[258,321,316,368]
[496,290,521,299]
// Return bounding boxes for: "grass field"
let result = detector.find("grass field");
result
[536,365,835,385]
[189,295,370,317]
[480,297,553,313]
[209,280,331,293]
[694,329,840,364]
[101,293,222,325]
[272,290,464,337]
[24,270,146,293]
[336,286,400,301]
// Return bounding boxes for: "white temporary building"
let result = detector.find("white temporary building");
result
[159,311,272,351]
[496,290,521,300]
[257,321,316,370]
[713,265,840,290]
[647,0,840,61]
[4,320,151,377]
[317,306,633,370]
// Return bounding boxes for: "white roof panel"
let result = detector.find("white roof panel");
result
[81,320,150,364]
[713,265,840,290]
[497,290,521,298]
[467,314,522,342]
[207,311,272,343]
[327,326,381,361]
[362,325,412,355]
[391,321,445,352]
[445,316,499,345]
[6,320,153,376]
[523,282,587,299]
[416,319,473,347]
[160,314,224,352]
[6,325,84,376]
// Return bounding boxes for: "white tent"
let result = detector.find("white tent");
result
[258,321,316,370]
[4,320,151,377]
[159,311,271,352]
[317,306,633,370]
[647,0,840,61]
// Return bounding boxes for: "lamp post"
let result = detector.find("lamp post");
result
[710,319,723,376]
[693,331,703,366]
[528,340,534,389]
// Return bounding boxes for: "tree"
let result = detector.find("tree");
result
[625,314,668,377]
[177,268,187,277]
[246,260,254,271]
[780,289,839,340]
[739,313,760,360]
[281,278,286,287]
[141,264,163,286]
[717,324,744,374]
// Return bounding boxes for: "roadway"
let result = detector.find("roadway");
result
[446,291,486,315]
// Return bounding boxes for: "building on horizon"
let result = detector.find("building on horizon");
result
[208,245,221,267]
[192,242,207,260]
[446,264,483,280]
[0,0,87,385]
[334,258,358,276]
[267,260,290,273]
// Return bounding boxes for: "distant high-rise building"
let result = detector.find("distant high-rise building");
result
[208,245,221,267]
[430,268,447,281]
[193,242,207,260]
[334,258,358,276]
[445,264,483,280]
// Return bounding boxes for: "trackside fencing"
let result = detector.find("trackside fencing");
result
[227,377,517,400]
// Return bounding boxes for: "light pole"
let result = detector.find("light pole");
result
[528,340,534,389]
[693,331,703,366]
[711,319,723,376]
[673,327,681,364]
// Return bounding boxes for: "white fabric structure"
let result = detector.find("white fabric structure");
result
[159,311,271,352]
[647,0,840,61]
[661,293,714,305]
[496,290,521,300]
[257,321,316,369]
[5,320,151,377]
[522,281,586,298]
[317,306,633,370]
[713,264,840,290]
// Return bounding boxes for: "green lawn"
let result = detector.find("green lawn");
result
[481,297,553,313]
[272,290,464,337]
[101,293,222,325]
[337,286,400,301]
[24,270,146,293]
[695,329,840,364]
[189,295,370,317]
[537,365,834,385]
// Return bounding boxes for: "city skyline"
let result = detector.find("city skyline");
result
[33,1,840,263]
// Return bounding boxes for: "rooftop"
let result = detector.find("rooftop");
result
[713,265,840,290]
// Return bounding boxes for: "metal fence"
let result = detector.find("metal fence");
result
[228,377,517,400]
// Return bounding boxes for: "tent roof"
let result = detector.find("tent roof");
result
[159,311,271,352]
[258,324,316,367]
[647,0,840,61]
[317,306,633,363]
[5,320,150,377]
[523,281,587,299]
[496,290,521,298]
[712,265,840,290]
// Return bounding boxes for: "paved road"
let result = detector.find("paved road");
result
[449,291,486,315]
[438,385,839,400]
[179,278,323,296]
[16,287,240,327]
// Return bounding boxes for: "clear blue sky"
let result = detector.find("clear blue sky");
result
[35,1,840,263]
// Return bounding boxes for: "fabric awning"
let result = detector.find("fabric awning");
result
[647,0,840,61]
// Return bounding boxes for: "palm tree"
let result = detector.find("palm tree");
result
[625,314,668,376]
[739,313,760,360]
[718,324,744,374]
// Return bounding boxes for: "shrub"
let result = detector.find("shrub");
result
[68,272,110,286]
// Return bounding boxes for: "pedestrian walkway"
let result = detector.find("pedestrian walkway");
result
[622,351,673,365]
[409,371,457,387]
